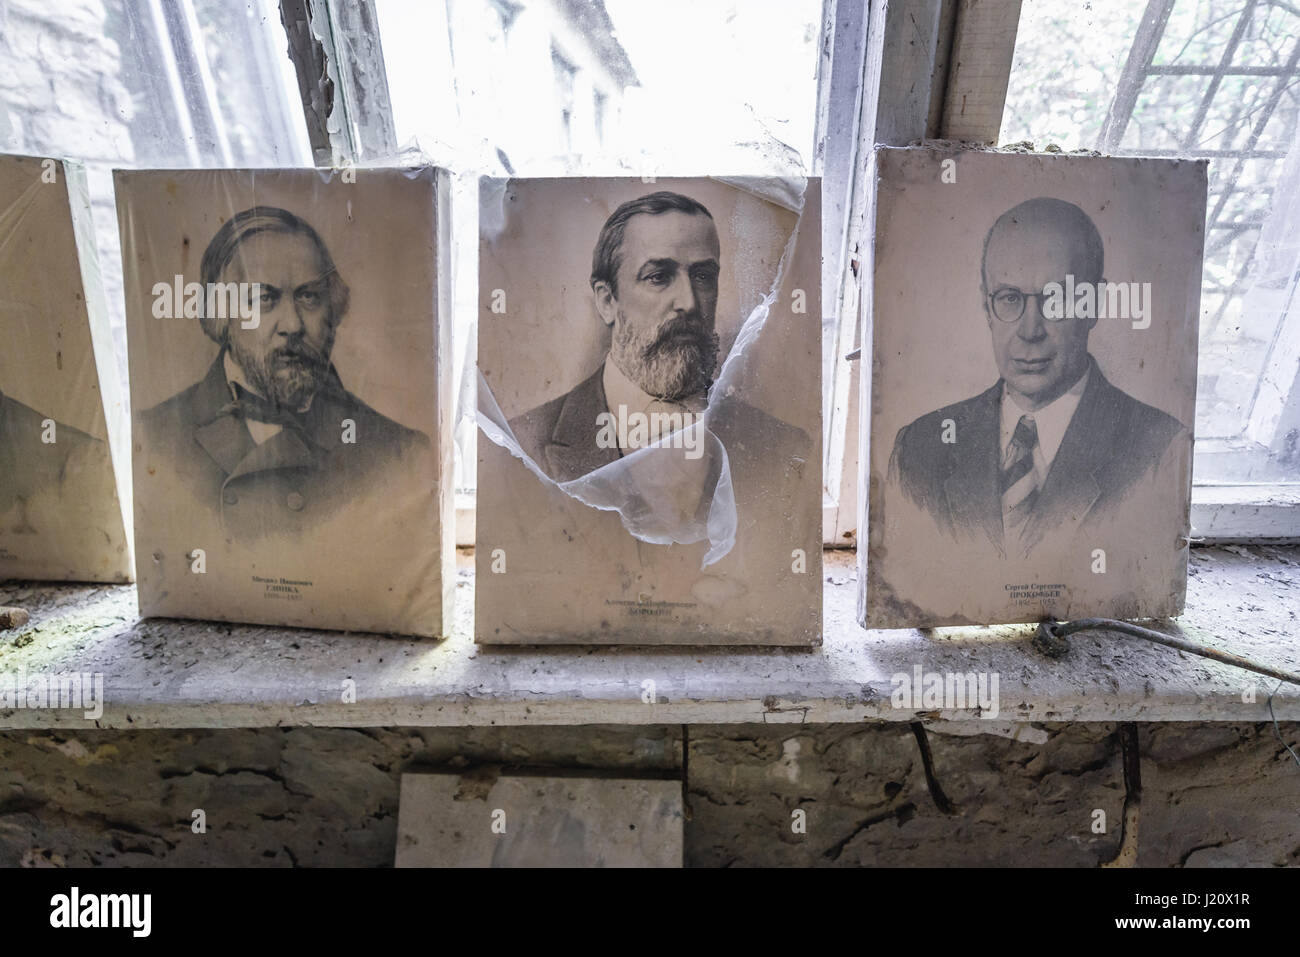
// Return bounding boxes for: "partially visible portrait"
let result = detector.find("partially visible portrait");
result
[478,178,822,646]
[0,153,132,583]
[117,168,454,637]
[865,148,1206,628]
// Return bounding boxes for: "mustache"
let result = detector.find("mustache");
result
[268,337,330,370]
[645,314,712,356]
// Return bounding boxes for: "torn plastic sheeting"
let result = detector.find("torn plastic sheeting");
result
[476,174,809,568]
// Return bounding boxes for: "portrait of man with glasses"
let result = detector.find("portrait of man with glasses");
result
[886,196,1188,559]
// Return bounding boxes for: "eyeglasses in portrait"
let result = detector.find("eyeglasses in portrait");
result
[863,148,1205,629]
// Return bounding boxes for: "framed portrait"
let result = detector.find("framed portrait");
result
[477,176,822,645]
[115,167,454,637]
[0,153,132,583]
[863,147,1206,628]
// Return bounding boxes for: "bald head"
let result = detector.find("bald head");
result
[981,197,1103,292]
[980,198,1104,411]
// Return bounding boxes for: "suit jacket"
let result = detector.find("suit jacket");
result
[0,391,101,516]
[889,357,1186,556]
[0,390,128,581]
[139,354,429,541]
[510,363,811,490]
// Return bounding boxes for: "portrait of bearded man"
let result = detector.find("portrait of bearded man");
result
[508,190,809,518]
[139,205,429,541]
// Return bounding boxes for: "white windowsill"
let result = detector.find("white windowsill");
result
[0,546,1296,730]
[1192,484,1300,542]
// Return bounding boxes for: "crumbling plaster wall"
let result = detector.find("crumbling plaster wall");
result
[1,722,1295,867]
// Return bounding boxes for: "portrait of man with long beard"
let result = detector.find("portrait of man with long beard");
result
[118,167,452,637]
[139,205,429,542]
[509,190,806,498]
[477,179,822,646]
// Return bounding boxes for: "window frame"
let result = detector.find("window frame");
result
[280,0,1300,549]
[822,0,1300,545]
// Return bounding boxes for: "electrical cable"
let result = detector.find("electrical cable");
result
[1035,617,1300,770]
[1034,617,1300,686]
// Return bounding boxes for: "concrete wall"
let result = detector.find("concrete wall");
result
[1,722,1294,867]
[0,0,135,163]
[0,0,135,400]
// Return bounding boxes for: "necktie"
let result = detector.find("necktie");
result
[1001,414,1039,533]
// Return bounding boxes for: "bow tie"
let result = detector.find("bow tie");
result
[221,383,309,430]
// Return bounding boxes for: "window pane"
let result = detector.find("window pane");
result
[1000,2,1144,151]
[374,0,823,499]
[1001,0,1300,486]
[0,0,310,405]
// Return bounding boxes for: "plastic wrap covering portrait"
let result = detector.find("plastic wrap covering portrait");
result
[477,176,822,646]
[0,153,132,584]
[115,167,455,637]
[864,147,1206,629]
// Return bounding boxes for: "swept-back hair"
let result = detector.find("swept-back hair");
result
[199,205,350,344]
[590,191,713,297]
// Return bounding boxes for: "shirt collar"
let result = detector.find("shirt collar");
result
[1000,362,1091,469]
[223,350,322,446]
[601,357,708,420]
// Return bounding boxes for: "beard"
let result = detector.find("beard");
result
[229,333,333,411]
[612,310,719,401]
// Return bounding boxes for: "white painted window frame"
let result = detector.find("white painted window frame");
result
[283,0,1300,548]
[818,0,1300,547]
